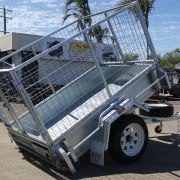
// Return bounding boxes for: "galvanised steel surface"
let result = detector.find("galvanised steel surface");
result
[0,1,170,174]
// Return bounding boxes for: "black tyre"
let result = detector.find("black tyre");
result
[169,87,180,97]
[139,103,174,117]
[108,115,148,163]
[154,125,162,133]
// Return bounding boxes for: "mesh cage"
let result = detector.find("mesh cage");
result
[0,2,156,142]
[0,65,43,141]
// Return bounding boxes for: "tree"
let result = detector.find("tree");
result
[63,0,91,29]
[117,0,156,58]
[117,0,155,28]
[89,25,114,43]
[159,48,180,72]
[63,0,113,44]
[124,53,139,61]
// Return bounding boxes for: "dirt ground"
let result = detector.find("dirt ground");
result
[0,101,180,180]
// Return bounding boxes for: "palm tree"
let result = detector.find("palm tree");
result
[117,0,156,28]
[63,0,113,44]
[63,0,91,29]
[117,0,156,58]
[89,25,111,43]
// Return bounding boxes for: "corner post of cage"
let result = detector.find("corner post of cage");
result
[135,2,158,63]
[9,69,53,145]
[104,12,126,64]
[78,19,112,97]
[0,88,25,133]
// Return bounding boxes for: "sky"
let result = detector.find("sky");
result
[0,0,179,55]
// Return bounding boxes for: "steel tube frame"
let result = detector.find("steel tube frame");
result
[135,75,165,99]
[0,20,79,63]
[143,114,180,124]
[10,70,53,145]
[69,70,165,153]
[0,88,25,132]
[136,2,158,62]
[0,2,135,64]
[156,65,171,89]
[52,64,155,145]
[153,69,162,90]
[13,1,137,71]
[104,12,126,63]
[78,19,112,97]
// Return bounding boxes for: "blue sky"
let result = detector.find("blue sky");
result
[0,0,179,54]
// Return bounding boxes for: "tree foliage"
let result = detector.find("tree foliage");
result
[63,0,112,43]
[158,49,180,72]
[124,53,139,61]
[117,0,156,28]
[63,0,91,29]
[117,0,156,58]
[89,25,114,43]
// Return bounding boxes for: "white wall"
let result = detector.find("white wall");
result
[0,33,13,52]
[12,33,42,51]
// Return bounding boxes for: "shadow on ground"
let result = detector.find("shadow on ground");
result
[18,133,180,180]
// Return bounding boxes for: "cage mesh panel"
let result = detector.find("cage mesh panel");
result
[0,4,154,141]
[0,71,43,141]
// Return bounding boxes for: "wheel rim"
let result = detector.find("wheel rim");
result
[120,123,145,156]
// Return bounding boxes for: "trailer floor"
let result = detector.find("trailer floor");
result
[0,101,180,180]
[47,83,121,140]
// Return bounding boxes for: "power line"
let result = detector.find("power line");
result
[0,6,12,34]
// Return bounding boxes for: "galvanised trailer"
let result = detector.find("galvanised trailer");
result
[0,1,172,174]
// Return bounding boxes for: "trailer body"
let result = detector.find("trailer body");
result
[0,2,170,174]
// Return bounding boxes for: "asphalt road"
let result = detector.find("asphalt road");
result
[0,101,180,180]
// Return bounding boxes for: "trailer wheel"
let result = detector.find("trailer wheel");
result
[154,125,162,133]
[109,115,148,163]
[139,103,174,117]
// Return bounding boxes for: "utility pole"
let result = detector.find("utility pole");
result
[0,6,12,34]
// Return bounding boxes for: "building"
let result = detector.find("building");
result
[0,32,119,86]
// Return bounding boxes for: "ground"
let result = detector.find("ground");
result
[0,101,180,180]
